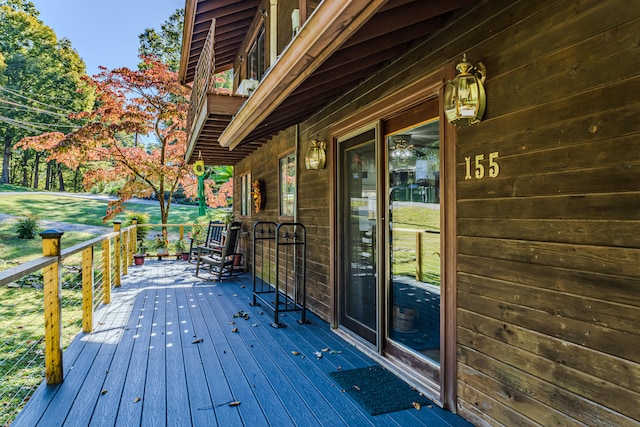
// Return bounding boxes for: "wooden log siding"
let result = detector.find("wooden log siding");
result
[450,0,640,425]
[229,0,640,424]
[235,126,333,320]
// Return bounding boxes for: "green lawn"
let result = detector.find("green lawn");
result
[0,193,201,226]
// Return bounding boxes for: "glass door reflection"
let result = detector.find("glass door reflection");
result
[339,129,377,345]
[387,119,441,363]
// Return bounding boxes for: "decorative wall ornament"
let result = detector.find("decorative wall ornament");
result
[252,179,265,213]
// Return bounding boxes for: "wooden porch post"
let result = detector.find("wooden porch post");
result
[40,229,64,385]
[113,221,121,287]
[81,246,94,333]
[102,239,111,304]
[131,218,138,263]
[415,231,423,281]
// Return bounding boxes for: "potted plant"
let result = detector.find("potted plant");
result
[134,241,147,265]
[174,239,189,261]
[153,234,169,255]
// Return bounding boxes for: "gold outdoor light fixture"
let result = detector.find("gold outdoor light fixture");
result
[444,54,486,126]
[305,138,326,170]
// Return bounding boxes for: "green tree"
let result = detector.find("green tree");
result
[138,8,183,72]
[17,56,191,226]
[0,1,93,186]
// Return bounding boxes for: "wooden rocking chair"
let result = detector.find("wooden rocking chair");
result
[188,220,224,263]
[195,221,242,280]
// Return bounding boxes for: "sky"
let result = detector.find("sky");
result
[30,0,184,76]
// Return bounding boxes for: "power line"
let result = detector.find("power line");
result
[0,85,82,103]
[0,97,70,119]
[0,86,76,114]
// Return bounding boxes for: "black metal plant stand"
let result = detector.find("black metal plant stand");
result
[252,221,308,328]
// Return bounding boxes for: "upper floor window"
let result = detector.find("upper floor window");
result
[247,27,266,81]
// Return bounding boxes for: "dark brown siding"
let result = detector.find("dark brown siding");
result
[449,0,640,425]
[232,0,640,425]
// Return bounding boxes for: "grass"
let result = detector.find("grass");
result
[0,273,83,425]
[0,193,201,226]
[0,189,203,266]
[0,219,98,267]
[391,204,441,284]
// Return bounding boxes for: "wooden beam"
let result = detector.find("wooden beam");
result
[219,0,389,150]
[179,0,197,84]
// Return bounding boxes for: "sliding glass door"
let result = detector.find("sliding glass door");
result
[338,128,378,344]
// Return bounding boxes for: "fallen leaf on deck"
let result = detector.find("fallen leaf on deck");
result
[241,285,246,288]
[228,401,241,407]
[329,350,342,354]
[291,351,300,355]
[192,338,203,344]
[321,347,330,352]
[231,328,239,333]
[412,402,421,410]
[314,351,323,359]
[229,321,236,325]
[353,385,361,391]
[100,389,108,395]
[134,397,141,403]
[337,366,342,370]
[252,323,259,327]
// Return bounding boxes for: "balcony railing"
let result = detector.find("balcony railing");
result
[187,20,216,133]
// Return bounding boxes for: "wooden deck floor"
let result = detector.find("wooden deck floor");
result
[13,260,472,426]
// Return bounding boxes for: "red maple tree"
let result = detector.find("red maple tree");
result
[17,56,226,224]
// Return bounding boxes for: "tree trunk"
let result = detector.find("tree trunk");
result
[57,165,65,191]
[73,167,80,192]
[21,151,29,187]
[33,152,41,189]
[1,132,12,184]
[45,161,52,190]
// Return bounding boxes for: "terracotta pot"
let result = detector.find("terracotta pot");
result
[181,253,190,261]
[134,255,145,266]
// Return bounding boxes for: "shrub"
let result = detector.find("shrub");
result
[15,215,39,239]
[122,210,151,240]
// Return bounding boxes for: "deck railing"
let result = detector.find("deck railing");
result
[0,221,198,424]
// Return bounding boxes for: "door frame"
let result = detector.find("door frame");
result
[329,66,459,409]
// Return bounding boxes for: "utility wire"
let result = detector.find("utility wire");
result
[0,97,70,119]
[0,84,82,102]
[0,86,76,114]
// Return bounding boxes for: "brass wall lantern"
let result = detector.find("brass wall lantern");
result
[444,54,486,126]
[305,138,326,170]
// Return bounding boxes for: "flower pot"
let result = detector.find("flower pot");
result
[181,253,190,261]
[134,255,145,266]
[157,248,169,256]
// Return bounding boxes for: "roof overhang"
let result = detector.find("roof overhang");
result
[179,0,475,165]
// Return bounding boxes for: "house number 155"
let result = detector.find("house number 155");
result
[464,152,500,180]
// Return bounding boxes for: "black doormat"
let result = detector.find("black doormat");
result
[329,365,431,416]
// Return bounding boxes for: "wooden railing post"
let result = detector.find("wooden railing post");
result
[121,224,129,277]
[113,221,122,287]
[40,229,64,385]
[416,231,423,281]
[102,239,111,304]
[82,246,94,333]
[179,225,184,241]
[131,218,138,263]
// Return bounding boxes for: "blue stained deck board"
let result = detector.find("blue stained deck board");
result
[12,260,473,427]
[184,286,244,426]
[212,288,378,427]
[202,285,321,427]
